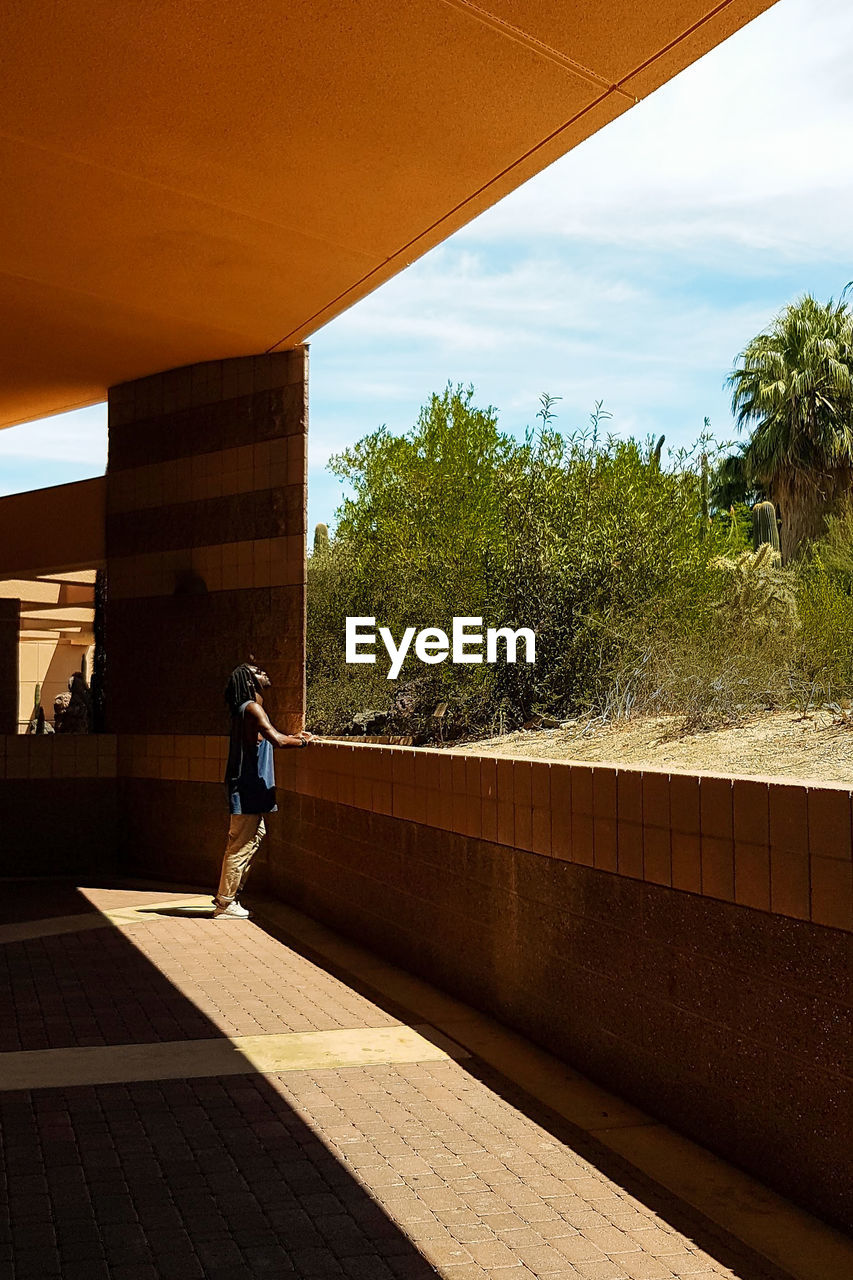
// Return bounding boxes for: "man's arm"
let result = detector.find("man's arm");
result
[246,702,314,748]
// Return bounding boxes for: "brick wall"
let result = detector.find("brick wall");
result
[5,343,849,1230]
[0,598,19,735]
[106,351,307,738]
[108,734,851,1231]
[4,721,849,1228]
[276,743,853,931]
[0,734,117,875]
[259,742,850,1232]
[105,351,308,875]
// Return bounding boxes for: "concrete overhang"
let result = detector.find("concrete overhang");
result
[0,0,778,429]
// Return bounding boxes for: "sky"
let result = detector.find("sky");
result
[1,0,852,531]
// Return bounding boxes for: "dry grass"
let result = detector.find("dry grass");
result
[457,708,853,783]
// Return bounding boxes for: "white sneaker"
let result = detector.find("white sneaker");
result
[212,900,250,919]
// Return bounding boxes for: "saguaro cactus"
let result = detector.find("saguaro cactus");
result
[752,500,781,554]
[651,435,665,469]
[313,522,330,554]
[26,682,41,734]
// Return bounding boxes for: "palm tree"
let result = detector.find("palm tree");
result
[728,292,853,560]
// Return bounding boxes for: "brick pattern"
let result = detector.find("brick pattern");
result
[119,777,229,889]
[107,357,306,466]
[108,482,304,558]
[6,727,844,927]
[0,734,117,780]
[0,776,117,878]
[108,534,303,598]
[118,734,226,783]
[105,738,853,932]
[0,887,781,1280]
[107,437,304,516]
[107,587,303,737]
[280,745,851,933]
[282,1059,759,1280]
[267,790,853,1232]
[3,1063,758,1280]
[105,351,308,736]
[0,597,19,734]
[0,915,397,1053]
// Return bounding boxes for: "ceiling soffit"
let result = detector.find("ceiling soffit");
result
[0,1,779,428]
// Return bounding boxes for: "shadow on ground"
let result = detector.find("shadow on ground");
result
[0,878,797,1280]
[0,881,438,1279]
[253,903,796,1280]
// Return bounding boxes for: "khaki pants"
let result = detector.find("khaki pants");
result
[215,814,266,905]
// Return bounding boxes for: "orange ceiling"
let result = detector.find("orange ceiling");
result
[0,0,778,429]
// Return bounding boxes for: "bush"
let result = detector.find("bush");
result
[794,561,853,703]
[307,385,853,738]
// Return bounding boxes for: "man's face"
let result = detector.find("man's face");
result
[251,667,271,691]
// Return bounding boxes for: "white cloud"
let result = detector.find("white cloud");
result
[0,404,107,467]
[473,0,853,259]
[3,0,851,529]
[307,0,853,526]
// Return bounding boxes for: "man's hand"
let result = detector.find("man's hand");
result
[246,701,316,749]
[281,730,316,748]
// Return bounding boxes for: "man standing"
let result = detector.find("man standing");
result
[213,661,313,919]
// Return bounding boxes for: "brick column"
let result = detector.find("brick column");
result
[106,352,307,877]
[0,598,20,734]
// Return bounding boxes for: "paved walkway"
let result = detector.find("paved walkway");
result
[0,881,846,1280]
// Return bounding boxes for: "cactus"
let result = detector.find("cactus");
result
[728,505,739,542]
[26,682,41,734]
[313,522,329,554]
[651,435,665,468]
[711,544,797,634]
[752,500,781,554]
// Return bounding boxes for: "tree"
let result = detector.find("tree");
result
[728,292,853,560]
[327,383,514,622]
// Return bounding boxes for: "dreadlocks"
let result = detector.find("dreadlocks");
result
[224,663,260,716]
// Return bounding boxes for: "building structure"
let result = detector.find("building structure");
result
[3,0,851,1238]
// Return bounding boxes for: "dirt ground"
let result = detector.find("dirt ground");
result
[458,708,853,784]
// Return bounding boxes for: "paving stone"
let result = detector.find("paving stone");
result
[1,884,788,1280]
[149,1252,206,1279]
[9,1245,62,1277]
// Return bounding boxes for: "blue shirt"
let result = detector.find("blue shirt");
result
[225,700,277,814]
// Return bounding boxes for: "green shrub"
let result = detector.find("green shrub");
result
[794,561,853,702]
[307,385,853,737]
